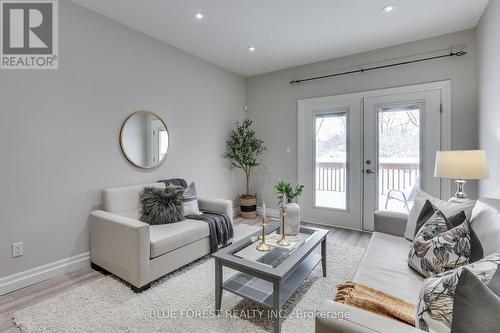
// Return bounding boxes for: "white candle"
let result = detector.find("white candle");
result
[262,201,266,218]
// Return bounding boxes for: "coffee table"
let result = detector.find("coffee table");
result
[212,222,329,333]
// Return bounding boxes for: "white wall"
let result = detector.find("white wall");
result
[0,0,245,278]
[477,0,500,198]
[246,29,478,209]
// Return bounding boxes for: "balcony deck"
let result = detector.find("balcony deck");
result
[315,190,412,213]
[315,160,418,214]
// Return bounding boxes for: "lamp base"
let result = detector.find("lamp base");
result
[454,179,467,200]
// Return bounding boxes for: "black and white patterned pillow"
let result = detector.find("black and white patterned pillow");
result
[408,207,472,277]
[416,253,500,332]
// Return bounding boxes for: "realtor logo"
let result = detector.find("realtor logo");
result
[1,0,58,69]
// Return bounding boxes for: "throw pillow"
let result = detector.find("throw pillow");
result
[451,268,500,333]
[404,190,475,241]
[416,253,500,332]
[139,185,185,225]
[408,208,472,277]
[414,200,484,263]
[469,198,500,257]
[183,181,202,216]
[414,200,455,235]
[159,178,188,189]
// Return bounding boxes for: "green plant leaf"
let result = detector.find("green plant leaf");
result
[223,119,266,195]
[274,180,304,204]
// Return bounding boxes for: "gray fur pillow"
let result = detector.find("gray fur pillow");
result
[139,185,185,225]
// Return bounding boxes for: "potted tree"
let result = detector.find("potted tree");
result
[224,119,266,218]
[275,181,304,235]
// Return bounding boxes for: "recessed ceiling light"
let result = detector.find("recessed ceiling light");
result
[247,46,256,52]
[194,12,204,20]
[382,5,395,13]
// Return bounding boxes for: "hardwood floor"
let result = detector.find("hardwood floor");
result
[0,217,371,332]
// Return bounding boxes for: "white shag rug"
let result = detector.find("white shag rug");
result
[14,224,364,333]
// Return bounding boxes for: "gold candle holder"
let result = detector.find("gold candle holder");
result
[277,206,290,246]
[256,216,271,251]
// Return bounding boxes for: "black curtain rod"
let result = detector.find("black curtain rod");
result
[289,51,467,84]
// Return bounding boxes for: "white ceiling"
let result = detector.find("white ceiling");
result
[71,0,489,77]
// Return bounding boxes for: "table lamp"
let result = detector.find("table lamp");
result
[434,150,488,200]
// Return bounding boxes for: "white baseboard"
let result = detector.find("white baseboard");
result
[0,252,90,296]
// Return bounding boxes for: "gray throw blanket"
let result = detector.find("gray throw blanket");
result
[186,210,234,253]
[159,178,234,253]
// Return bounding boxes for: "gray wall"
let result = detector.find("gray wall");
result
[246,29,478,209]
[478,0,500,198]
[0,0,245,277]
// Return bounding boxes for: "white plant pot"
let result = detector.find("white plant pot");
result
[284,202,301,236]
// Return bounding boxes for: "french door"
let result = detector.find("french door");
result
[298,82,450,231]
[298,98,363,229]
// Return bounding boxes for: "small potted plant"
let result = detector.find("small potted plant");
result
[275,181,304,235]
[224,119,266,218]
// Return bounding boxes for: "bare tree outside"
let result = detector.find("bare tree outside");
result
[378,107,420,161]
[314,106,420,213]
[316,113,347,162]
[315,113,348,209]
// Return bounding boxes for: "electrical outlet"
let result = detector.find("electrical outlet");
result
[12,242,23,257]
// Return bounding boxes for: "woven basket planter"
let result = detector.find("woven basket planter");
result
[240,196,257,219]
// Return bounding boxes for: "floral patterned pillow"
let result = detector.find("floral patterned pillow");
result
[416,254,500,332]
[408,209,472,277]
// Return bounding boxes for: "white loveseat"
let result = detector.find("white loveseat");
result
[315,198,500,333]
[89,182,233,292]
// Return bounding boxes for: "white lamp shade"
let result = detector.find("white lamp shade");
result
[434,150,489,180]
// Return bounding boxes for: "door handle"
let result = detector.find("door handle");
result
[365,169,375,174]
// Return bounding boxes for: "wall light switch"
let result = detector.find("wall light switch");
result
[285,147,291,154]
[12,242,23,257]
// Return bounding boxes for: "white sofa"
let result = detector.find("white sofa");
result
[89,182,233,292]
[316,198,500,333]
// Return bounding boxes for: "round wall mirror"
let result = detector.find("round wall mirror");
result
[120,111,170,169]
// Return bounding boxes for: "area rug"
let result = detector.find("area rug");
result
[14,224,365,333]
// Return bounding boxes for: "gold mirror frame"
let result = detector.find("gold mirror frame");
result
[119,111,170,169]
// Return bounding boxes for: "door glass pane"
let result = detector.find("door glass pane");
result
[159,130,168,161]
[315,112,347,210]
[377,103,421,213]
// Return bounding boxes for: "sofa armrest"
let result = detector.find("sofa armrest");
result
[374,211,408,237]
[89,210,150,288]
[197,197,234,223]
[316,301,423,333]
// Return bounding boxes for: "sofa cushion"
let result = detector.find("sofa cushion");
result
[470,198,500,256]
[353,232,424,303]
[404,190,475,241]
[149,219,210,258]
[103,182,166,218]
[414,200,459,236]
